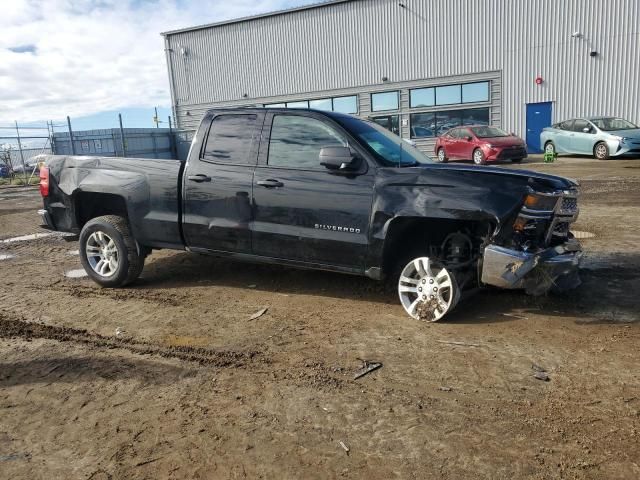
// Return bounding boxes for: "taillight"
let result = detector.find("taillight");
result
[39,166,49,197]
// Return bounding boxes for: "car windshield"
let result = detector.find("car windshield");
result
[471,126,509,138]
[336,116,433,166]
[590,117,638,131]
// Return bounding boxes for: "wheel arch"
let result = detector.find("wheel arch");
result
[380,216,496,277]
[73,191,129,229]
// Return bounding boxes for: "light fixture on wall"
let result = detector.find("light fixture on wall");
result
[382,76,389,82]
[571,31,582,38]
[590,51,598,57]
[242,93,248,98]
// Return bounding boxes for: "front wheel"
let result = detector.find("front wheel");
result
[473,148,487,165]
[594,142,609,160]
[79,215,145,287]
[437,148,448,163]
[398,257,460,321]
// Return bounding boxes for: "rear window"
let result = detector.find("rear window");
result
[203,114,259,165]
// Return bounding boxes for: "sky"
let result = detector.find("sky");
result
[0,0,321,131]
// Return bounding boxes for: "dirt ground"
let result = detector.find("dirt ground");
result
[1,156,639,479]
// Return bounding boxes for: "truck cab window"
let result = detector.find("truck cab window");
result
[203,114,258,164]
[267,115,347,169]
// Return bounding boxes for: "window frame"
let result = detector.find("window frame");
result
[200,112,262,167]
[262,112,351,172]
[370,90,400,112]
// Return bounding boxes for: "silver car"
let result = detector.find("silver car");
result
[540,117,640,159]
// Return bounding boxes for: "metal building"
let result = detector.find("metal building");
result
[161,0,640,154]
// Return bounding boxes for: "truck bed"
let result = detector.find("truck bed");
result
[41,155,184,249]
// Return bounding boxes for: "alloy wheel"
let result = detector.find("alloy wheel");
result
[85,231,119,277]
[398,257,459,321]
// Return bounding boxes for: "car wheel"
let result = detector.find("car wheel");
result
[437,148,448,163]
[511,158,523,163]
[472,148,486,165]
[544,141,556,155]
[397,256,460,321]
[79,215,145,287]
[594,142,609,160]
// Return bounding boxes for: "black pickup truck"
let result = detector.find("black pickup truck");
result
[38,108,582,321]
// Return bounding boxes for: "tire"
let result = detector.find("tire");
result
[79,215,145,287]
[511,158,523,163]
[472,148,486,165]
[594,142,609,160]
[544,141,556,156]
[436,148,448,163]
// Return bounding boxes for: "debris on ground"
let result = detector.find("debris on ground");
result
[353,359,382,380]
[533,371,550,381]
[415,297,440,321]
[438,386,452,392]
[532,363,547,373]
[501,313,528,319]
[338,441,350,454]
[436,340,480,347]
[115,327,124,337]
[249,307,268,320]
[247,284,257,288]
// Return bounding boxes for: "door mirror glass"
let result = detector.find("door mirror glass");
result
[319,146,358,171]
[466,136,473,141]
[582,127,591,133]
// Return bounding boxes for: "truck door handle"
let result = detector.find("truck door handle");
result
[187,174,211,183]
[257,179,283,188]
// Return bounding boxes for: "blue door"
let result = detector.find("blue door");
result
[526,102,553,153]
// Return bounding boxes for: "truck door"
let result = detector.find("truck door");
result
[182,111,264,253]
[252,112,374,269]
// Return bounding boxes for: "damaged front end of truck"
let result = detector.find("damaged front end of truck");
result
[481,187,583,294]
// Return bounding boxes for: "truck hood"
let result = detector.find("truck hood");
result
[408,163,577,191]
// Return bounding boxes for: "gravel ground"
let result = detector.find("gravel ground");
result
[0,156,639,479]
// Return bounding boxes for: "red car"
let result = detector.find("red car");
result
[434,125,527,165]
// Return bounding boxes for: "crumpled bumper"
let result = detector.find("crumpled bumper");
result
[481,239,582,295]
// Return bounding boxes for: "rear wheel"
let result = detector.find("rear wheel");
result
[397,257,460,322]
[472,148,486,165]
[79,215,145,287]
[544,141,556,155]
[437,148,448,163]
[594,142,609,160]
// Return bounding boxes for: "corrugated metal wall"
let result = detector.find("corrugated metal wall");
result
[165,0,640,139]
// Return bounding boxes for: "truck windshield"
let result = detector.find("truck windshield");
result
[590,117,638,131]
[336,116,433,167]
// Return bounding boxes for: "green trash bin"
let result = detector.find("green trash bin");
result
[543,152,556,163]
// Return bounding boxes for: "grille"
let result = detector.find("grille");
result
[560,197,578,213]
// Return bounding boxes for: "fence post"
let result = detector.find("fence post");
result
[66,116,76,155]
[118,113,127,157]
[14,121,27,184]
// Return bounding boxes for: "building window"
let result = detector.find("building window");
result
[203,114,258,164]
[410,87,435,108]
[435,85,462,106]
[267,115,347,169]
[409,112,436,138]
[264,103,286,108]
[462,82,489,103]
[286,101,309,109]
[332,95,358,114]
[309,98,333,111]
[410,107,490,138]
[461,107,490,126]
[371,91,399,112]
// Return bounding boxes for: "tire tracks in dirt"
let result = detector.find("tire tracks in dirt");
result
[0,311,262,368]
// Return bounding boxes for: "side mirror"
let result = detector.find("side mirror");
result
[466,136,473,142]
[510,132,516,136]
[319,146,359,171]
[582,127,591,133]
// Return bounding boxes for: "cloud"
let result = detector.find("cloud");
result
[0,0,319,123]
